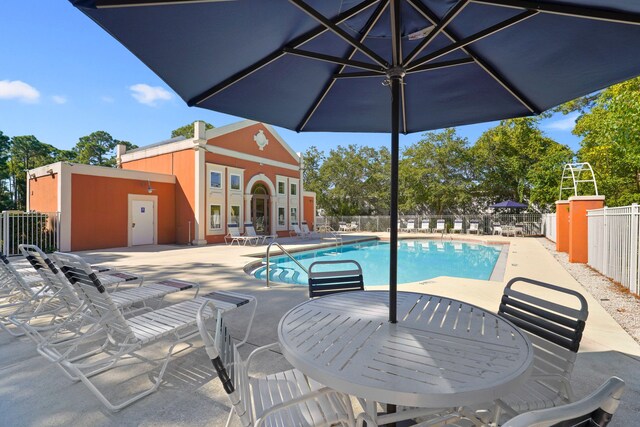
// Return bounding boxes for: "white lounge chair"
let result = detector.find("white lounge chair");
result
[433,219,446,234]
[452,219,463,233]
[491,277,589,424]
[225,223,260,246]
[38,251,257,411]
[503,377,625,427]
[290,222,311,238]
[197,306,355,427]
[514,222,525,237]
[244,222,276,244]
[492,222,503,235]
[419,219,430,233]
[301,221,319,238]
[401,219,416,233]
[338,221,350,232]
[467,219,480,234]
[348,221,359,231]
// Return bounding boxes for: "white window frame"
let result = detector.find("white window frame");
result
[229,204,241,226]
[290,207,298,226]
[278,206,286,227]
[277,180,286,195]
[210,171,222,190]
[290,182,297,196]
[229,173,241,192]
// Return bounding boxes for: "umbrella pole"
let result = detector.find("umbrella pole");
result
[389,73,400,325]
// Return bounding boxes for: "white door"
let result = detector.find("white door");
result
[131,200,154,246]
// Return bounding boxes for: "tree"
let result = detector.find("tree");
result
[570,77,640,206]
[7,135,61,209]
[471,118,570,211]
[73,131,136,167]
[400,129,472,215]
[171,121,214,139]
[301,146,326,212]
[0,131,11,210]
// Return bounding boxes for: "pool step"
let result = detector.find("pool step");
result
[253,266,305,285]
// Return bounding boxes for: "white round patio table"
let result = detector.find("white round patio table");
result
[278,291,534,413]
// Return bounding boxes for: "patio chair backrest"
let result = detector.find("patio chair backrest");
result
[0,252,36,298]
[18,244,81,308]
[503,376,625,427]
[54,252,136,342]
[244,223,258,237]
[301,221,311,233]
[198,314,249,425]
[453,219,463,229]
[308,260,364,298]
[469,220,479,230]
[292,222,302,233]
[436,219,445,230]
[228,223,241,237]
[499,277,588,389]
[421,220,430,229]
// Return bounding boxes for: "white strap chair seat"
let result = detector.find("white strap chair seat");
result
[251,370,351,427]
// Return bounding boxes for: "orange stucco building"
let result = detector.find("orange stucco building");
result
[27,120,316,251]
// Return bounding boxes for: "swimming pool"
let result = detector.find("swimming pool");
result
[253,239,504,285]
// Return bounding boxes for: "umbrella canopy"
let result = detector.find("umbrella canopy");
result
[490,200,527,209]
[70,0,640,323]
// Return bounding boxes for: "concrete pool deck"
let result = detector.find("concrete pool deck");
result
[0,233,638,426]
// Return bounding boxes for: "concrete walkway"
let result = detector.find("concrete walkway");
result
[0,234,638,426]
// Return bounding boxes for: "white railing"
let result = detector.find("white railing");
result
[0,211,61,256]
[543,213,557,242]
[587,204,639,295]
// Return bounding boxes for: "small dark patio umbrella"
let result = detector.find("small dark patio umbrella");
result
[490,200,527,209]
[70,0,640,323]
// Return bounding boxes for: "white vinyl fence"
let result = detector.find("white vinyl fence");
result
[0,211,61,256]
[587,204,639,295]
[543,213,557,242]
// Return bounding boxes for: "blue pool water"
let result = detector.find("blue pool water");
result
[254,239,503,285]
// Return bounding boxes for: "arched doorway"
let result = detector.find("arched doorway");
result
[251,183,270,235]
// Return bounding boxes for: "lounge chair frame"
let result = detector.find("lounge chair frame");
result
[226,223,260,246]
[308,260,364,298]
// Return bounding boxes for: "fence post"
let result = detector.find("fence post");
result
[631,204,639,295]
[1,211,8,256]
[602,206,609,276]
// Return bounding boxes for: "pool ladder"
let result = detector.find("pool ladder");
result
[265,242,309,288]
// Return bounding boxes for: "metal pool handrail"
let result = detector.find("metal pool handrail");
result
[265,242,309,288]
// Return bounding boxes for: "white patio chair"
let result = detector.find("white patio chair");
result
[338,221,350,232]
[419,219,430,233]
[244,222,276,244]
[514,222,525,237]
[492,222,503,235]
[402,219,416,233]
[13,245,199,344]
[491,277,589,423]
[349,221,359,231]
[39,251,256,411]
[301,221,320,238]
[433,219,446,234]
[197,304,355,427]
[225,223,260,246]
[503,377,625,427]
[452,219,463,233]
[290,222,311,238]
[467,219,480,234]
[308,260,364,298]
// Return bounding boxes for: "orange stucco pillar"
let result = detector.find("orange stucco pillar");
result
[555,200,570,253]
[568,195,605,263]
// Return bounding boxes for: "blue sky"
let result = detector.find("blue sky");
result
[0,1,582,154]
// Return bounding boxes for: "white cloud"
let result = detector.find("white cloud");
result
[0,80,40,103]
[545,112,580,131]
[101,95,115,103]
[52,95,67,104]
[129,83,172,106]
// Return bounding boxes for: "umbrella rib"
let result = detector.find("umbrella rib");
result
[407,57,475,74]
[295,0,389,132]
[407,0,540,114]
[186,0,378,106]
[95,0,234,7]
[407,11,538,71]
[403,0,470,66]
[289,0,390,68]
[284,48,385,73]
[472,0,640,25]
[333,71,385,79]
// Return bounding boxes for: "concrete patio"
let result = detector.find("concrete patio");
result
[1,234,638,426]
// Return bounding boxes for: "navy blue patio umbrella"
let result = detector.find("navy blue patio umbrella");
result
[490,200,527,209]
[70,0,640,323]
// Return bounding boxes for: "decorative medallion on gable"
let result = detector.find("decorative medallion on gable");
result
[253,129,269,151]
